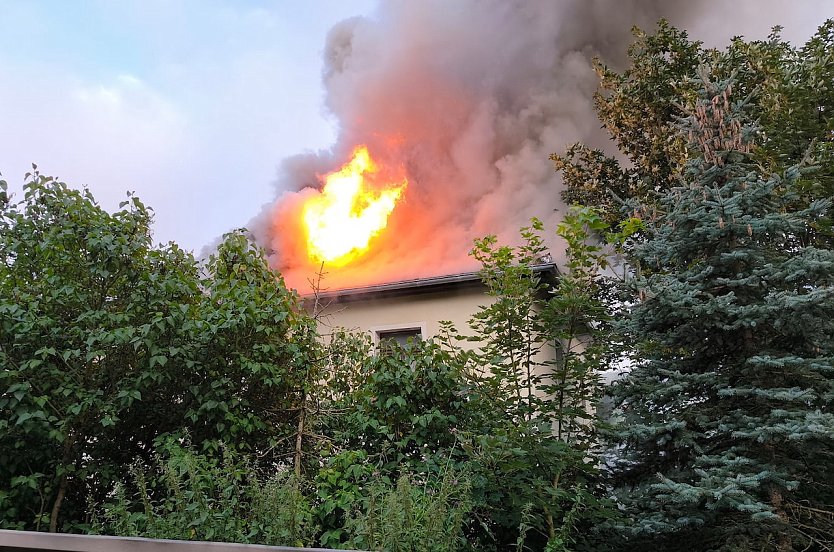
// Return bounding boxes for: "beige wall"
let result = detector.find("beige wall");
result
[307,279,588,428]
[314,286,494,348]
[312,286,558,366]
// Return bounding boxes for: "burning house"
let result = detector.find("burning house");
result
[242,1,812,341]
[250,0,666,293]
[257,137,553,349]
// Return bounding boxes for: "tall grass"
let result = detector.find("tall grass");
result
[94,443,316,547]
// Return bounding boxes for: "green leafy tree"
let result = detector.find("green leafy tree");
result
[0,173,199,531]
[608,74,834,550]
[314,334,475,548]
[325,337,471,478]
[544,206,613,448]
[0,173,318,531]
[461,216,615,551]
[183,230,319,461]
[468,219,551,423]
[552,21,702,229]
[553,19,834,235]
[313,449,375,548]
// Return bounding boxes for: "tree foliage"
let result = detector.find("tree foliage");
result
[0,173,318,532]
[95,441,316,546]
[606,71,834,551]
[453,213,614,551]
[551,18,834,551]
[554,19,834,236]
[324,339,471,478]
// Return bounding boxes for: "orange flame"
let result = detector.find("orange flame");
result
[302,146,406,267]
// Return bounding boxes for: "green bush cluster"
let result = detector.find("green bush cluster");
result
[0,167,609,550]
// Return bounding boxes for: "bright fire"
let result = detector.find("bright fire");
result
[302,146,406,267]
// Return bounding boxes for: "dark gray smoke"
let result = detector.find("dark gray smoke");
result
[248,0,830,291]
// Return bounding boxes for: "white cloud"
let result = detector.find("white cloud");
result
[0,60,194,240]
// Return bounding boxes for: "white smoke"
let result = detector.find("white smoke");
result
[248,0,831,291]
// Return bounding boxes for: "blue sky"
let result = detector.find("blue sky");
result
[0,1,376,250]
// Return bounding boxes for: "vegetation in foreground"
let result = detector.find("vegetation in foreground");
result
[1,18,833,552]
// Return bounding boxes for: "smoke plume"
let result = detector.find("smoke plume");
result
[248,0,829,291]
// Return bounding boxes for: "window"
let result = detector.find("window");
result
[377,328,423,352]
[371,323,427,354]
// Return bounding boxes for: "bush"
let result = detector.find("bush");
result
[95,441,317,547]
[344,471,473,552]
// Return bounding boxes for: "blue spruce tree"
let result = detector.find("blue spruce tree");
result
[609,72,834,551]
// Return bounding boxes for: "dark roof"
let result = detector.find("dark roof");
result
[303,263,558,304]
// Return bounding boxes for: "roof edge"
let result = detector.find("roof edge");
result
[302,263,559,304]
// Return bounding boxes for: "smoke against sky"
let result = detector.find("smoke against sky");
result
[250,0,833,291]
[0,2,830,291]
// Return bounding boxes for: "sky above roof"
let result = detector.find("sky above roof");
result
[0,0,376,251]
[0,1,830,256]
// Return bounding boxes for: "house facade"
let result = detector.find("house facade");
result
[306,264,559,354]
